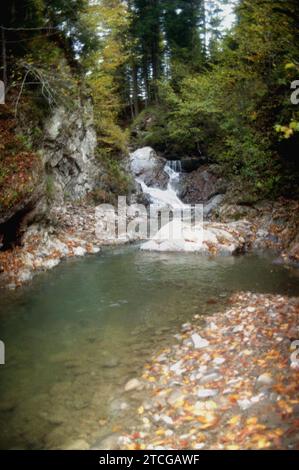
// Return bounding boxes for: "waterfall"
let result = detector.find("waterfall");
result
[168,160,182,173]
[136,161,185,210]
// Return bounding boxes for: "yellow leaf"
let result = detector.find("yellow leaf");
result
[228,415,241,426]
[246,417,258,426]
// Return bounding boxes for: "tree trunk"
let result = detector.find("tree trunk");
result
[1,26,7,87]
[142,55,150,105]
[132,62,139,116]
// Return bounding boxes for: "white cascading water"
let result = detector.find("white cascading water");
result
[136,161,185,210]
[137,158,211,252]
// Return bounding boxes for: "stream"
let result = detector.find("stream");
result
[0,245,299,449]
[137,161,185,209]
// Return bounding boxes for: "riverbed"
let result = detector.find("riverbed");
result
[0,245,298,449]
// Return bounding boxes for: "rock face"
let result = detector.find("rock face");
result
[180,165,227,205]
[130,147,169,189]
[0,97,98,250]
[203,195,225,218]
[0,175,46,249]
[0,204,102,288]
[43,98,98,204]
[216,203,259,222]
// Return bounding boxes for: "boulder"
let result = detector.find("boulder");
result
[204,194,225,219]
[141,220,250,255]
[130,147,169,189]
[180,165,227,204]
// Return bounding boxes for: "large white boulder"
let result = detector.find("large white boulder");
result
[141,220,249,255]
[130,147,169,189]
[130,147,158,177]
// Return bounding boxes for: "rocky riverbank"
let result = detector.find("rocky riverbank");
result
[1,146,298,288]
[0,202,129,289]
[1,197,298,289]
[117,292,299,450]
[213,198,299,267]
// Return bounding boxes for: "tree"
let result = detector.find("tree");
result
[163,0,206,78]
[84,0,130,156]
[130,0,163,104]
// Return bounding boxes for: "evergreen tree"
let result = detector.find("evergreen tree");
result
[163,0,206,75]
[130,0,163,104]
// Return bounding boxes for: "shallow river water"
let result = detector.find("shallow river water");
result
[0,245,299,449]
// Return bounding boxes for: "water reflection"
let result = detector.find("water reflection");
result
[0,246,298,449]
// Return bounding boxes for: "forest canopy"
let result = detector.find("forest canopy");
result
[1,0,299,199]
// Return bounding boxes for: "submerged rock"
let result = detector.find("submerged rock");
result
[91,434,120,450]
[64,439,90,450]
[101,356,120,369]
[124,378,142,392]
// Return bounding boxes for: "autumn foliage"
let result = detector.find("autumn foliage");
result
[0,108,41,212]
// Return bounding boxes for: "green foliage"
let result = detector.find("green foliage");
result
[3,0,299,204]
[131,105,171,152]
[92,155,134,204]
[0,129,41,212]
[2,0,97,62]
[135,0,299,199]
[163,0,206,72]
[85,0,130,158]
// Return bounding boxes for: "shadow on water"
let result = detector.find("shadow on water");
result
[0,245,299,449]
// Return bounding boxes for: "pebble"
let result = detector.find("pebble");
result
[182,323,192,332]
[237,394,263,410]
[156,354,167,363]
[213,357,226,366]
[200,373,221,384]
[194,443,206,450]
[197,388,218,399]
[118,292,299,450]
[18,270,33,283]
[247,307,256,313]
[237,399,252,410]
[161,415,174,426]
[124,378,142,392]
[191,333,209,349]
[257,373,274,386]
[290,361,299,370]
[167,389,186,406]
[233,325,243,333]
[170,360,184,375]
